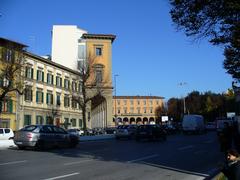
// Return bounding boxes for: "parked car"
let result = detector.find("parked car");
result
[162,124,177,134]
[14,125,79,150]
[105,127,116,134]
[206,122,216,131]
[135,124,167,141]
[115,125,137,139]
[0,128,14,140]
[67,128,84,136]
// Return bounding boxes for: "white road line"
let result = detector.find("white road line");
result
[178,145,194,151]
[43,172,79,180]
[0,160,27,166]
[127,154,159,163]
[143,162,209,177]
[64,159,93,165]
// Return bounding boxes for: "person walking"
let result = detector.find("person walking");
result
[221,149,240,180]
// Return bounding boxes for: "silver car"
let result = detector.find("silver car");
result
[14,125,79,150]
[115,125,137,139]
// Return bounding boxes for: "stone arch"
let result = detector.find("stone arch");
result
[130,117,135,124]
[143,117,148,124]
[136,117,142,125]
[149,117,155,124]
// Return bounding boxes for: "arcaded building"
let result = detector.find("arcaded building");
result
[113,96,164,125]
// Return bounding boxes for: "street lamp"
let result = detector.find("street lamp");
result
[178,82,187,114]
[114,74,119,126]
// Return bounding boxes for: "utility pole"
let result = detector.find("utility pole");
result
[178,82,187,114]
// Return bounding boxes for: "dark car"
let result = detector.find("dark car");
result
[115,125,137,139]
[14,125,79,150]
[135,124,167,141]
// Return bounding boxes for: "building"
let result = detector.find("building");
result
[52,25,116,128]
[113,96,164,125]
[0,38,27,130]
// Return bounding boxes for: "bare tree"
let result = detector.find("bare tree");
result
[0,38,26,114]
[72,54,107,131]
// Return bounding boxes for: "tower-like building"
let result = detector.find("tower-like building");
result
[52,25,116,128]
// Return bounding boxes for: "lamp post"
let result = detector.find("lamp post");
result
[178,82,187,114]
[114,74,119,126]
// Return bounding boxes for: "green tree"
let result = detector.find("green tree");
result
[167,98,182,121]
[169,0,240,81]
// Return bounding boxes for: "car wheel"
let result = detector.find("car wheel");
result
[35,140,45,151]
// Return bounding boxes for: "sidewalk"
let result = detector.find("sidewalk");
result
[0,134,115,150]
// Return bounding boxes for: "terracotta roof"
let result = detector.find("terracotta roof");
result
[82,33,116,42]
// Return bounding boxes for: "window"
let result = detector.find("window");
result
[37,69,44,82]
[36,89,44,103]
[24,86,32,101]
[95,47,102,56]
[3,49,14,62]
[137,100,140,105]
[24,115,31,126]
[156,100,159,105]
[130,107,134,113]
[117,100,120,105]
[72,99,77,109]
[71,119,76,127]
[46,116,53,125]
[124,100,127,105]
[79,119,83,128]
[56,94,61,106]
[36,115,44,125]
[64,95,70,107]
[130,100,134,105]
[124,108,127,114]
[78,82,82,93]
[150,107,153,114]
[47,73,53,85]
[137,107,141,114]
[46,91,53,105]
[56,76,62,87]
[64,79,70,89]
[143,100,146,105]
[149,100,153,105]
[95,70,102,83]
[25,67,33,79]
[117,108,121,114]
[1,99,13,113]
[144,107,147,113]
[72,81,77,91]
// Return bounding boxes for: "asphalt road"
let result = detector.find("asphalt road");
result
[0,131,224,180]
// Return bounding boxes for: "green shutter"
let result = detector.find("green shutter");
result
[46,93,49,104]
[36,91,39,102]
[31,69,33,79]
[9,99,13,113]
[42,72,44,82]
[42,92,44,103]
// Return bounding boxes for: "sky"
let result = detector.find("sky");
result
[0,0,233,100]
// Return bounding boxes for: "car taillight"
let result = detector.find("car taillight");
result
[26,133,33,139]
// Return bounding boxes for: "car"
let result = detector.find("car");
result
[14,125,79,150]
[0,128,14,140]
[162,124,177,134]
[67,128,84,136]
[135,124,167,141]
[115,125,137,139]
[182,114,205,134]
[206,122,216,131]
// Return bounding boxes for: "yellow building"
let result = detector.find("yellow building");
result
[0,38,27,130]
[113,96,164,125]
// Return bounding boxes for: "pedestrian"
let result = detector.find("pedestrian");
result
[221,149,240,180]
[219,122,233,155]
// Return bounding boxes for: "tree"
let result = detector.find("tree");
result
[155,105,167,124]
[167,98,182,121]
[0,38,26,114]
[72,54,106,131]
[169,0,240,80]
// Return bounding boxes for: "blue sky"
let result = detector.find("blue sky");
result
[0,0,232,100]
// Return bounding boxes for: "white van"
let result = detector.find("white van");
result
[182,115,205,134]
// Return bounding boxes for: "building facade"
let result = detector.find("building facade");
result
[113,96,164,125]
[51,25,116,128]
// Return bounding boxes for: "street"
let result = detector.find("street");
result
[0,132,224,180]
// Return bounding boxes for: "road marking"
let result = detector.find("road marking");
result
[143,162,209,177]
[0,160,27,166]
[64,159,93,165]
[43,172,79,180]
[178,145,194,151]
[127,154,159,163]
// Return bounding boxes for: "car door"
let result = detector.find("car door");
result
[0,129,4,140]
[52,126,69,147]
[39,126,55,148]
